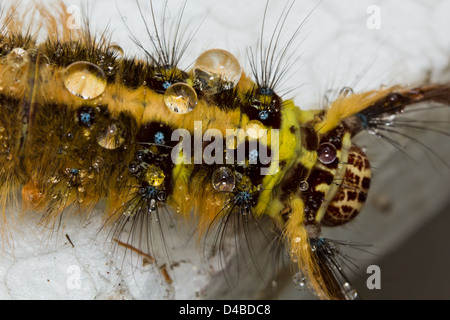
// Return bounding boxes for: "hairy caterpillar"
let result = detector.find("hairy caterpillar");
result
[0,0,449,300]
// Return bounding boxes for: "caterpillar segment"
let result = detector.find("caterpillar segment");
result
[1,4,449,300]
[0,33,37,236]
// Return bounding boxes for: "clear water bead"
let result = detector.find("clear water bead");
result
[144,165,165,187]
[212,167,235,192]
[246,120,266,139]
[7,48,29,68]
[293,272,307,290]
[149,199,157,213]
[194,49,242,91]
[63,61,107,100]
[108,44,124,59]
[163,83,198,114]
[92,156,104,170]
[317,142,337,165]
[343,282,359,300]
[299,181,309,192]
[97,121,126,150]
[339,87,354,97]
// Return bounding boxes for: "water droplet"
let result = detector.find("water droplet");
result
[149,199,157,213]
[135,150,145,162]
[97,121,126,150]
[124,203,136,217]
[317,142,337,164]
[194,49,241,92]
[92,156,104,170]
[246,120,266,139]
[7,48,29,68]
[293,272,307,290]
[339,87,354,97]
[164,83,198,114]
[144,165,165,187]
[299,181,309,192]
[63,61,107,100]
[157,191,167,202]
[108,44,124,59]
[212,167,235,192]
[128,163,139,174]
[106,65,115,76]
[343,282,359,300]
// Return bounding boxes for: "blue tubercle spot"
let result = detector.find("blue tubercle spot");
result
[249,149,259,163]
[70,168,79,176]
[357,113,368,129]
[309,238,325,248]
[259,87,274,96]
[141,186,159,199]
[236,191,252,203]
[259,110,269,120]
[80,112,91,125]
[162,81,172,90]
[154,132,165,144]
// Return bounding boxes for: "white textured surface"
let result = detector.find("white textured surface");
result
[0,0,449,299]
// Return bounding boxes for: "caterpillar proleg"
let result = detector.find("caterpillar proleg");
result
[0,0,449,300]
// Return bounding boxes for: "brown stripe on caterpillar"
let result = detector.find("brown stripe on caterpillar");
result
[0,38,36,220]
[240,90,283,129]
[302,168,334,222]
[278,122,333,203]
[321,144,371,227]
[0,93,25,216]
[300,125,319,151]
[279,163,309,198]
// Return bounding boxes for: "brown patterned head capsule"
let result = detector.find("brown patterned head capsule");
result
[321,144,371,226]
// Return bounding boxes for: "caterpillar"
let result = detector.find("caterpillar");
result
[0,0,449,300]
